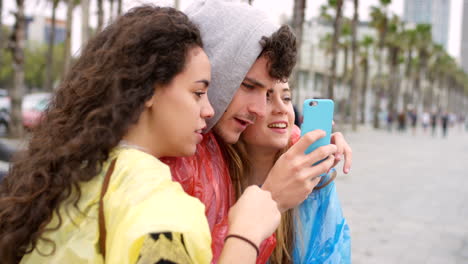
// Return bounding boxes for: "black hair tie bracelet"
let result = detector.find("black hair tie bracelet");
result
[224,234,260,257]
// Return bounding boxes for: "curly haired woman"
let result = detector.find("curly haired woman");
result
[0,6,280,264]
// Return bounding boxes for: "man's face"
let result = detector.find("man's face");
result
[214,56,276,144]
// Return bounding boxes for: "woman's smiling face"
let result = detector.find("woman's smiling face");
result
[241,82,294,150]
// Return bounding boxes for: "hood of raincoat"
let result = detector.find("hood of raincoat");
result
[185,0,279,131]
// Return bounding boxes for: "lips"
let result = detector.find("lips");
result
[267,121,288,129]
[234,117,254,126]
[195,127,205,143]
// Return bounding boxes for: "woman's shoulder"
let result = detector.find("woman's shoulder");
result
[113,147,171,182]
[107,147,207,226]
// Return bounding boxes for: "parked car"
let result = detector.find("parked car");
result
[0,111,10,137]
[0,89,11,113]
[22,93,52,129]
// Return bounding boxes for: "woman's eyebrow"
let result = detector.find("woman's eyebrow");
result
[195,79,210,87]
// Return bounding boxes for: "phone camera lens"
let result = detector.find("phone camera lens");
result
[309,101,318,107]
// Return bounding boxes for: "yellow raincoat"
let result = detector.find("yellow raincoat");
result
[21,148,212,264]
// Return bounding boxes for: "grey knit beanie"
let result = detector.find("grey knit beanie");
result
[185,0,279,131]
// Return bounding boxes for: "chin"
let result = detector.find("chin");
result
[223,132,241,144]
[214,126,241,144]
[176,145,197,157]
[270,138,289,150]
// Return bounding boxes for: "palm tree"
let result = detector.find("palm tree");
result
[340,19,352,82]
[327,0,344,100]
[319,32,333,95]
[0,0,4,67]
[413,24,432,111]
[401,28,417,112]
[63,0,75,77]
[385,15,403,120]
[97,0,104,33]
[426,44,446,110]
[359,35,374,124]
[291,0,306,106]
[438,56,457,110]
[44,0,60,91]
[109,0,114,22]
[117,0,122,14]
[350,0,359,131]
[370,0,391,129]
[8,0,26,137]
[82,0,90,45]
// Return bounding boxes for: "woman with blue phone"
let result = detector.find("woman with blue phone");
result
[230,82,352,263]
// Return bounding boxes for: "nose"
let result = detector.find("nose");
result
[272,96,288,115]
[201,96,215,119]
[247,90,266,118]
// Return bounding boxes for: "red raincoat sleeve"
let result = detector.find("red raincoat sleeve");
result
[161,132,276,264]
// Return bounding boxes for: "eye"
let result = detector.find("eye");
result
[194,91,206,98]
[241,82,255,90]
[283,96,292,102]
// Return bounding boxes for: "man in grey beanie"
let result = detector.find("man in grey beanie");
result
[162,0,353,262]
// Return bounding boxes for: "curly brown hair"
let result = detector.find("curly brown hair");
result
[259,25,297,83]
[0,6,202,263]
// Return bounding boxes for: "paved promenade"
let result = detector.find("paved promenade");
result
[335,125,468,264]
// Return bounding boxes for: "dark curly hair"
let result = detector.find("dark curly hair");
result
[0,5,202,263]
[259,25,297,82]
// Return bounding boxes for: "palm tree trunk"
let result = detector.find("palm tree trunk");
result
[9,0,26,138]
[372,59,382,128]
[82,0,90,45]
[109,0,114,22]
[387,47,400,118]
[328,0,343,100]
[343,45,348,80]
[372,36,387,128]
[350,0,359,131]
[0,0,4,67]
[413,54,423,111]
[97,0,104,33]
[44,0,58,91]
[117,0,122,15]
[63,0,74,77]
[360,57,369,124]
[403,49,412,113]
[291,0,306,106]
[427,77,436,110]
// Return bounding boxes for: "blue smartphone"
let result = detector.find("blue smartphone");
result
[300,99,334,157]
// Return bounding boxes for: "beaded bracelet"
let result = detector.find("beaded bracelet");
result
[224,234,260,257]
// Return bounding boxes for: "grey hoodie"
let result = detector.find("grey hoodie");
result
[185,0,279,131]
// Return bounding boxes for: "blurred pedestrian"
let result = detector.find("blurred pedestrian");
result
[441,112,449,137]
[409,109,418,135]
[386,111,394,132]
[422,111,430,134]
[397,111,406,132]
[431,111,438,137]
